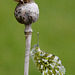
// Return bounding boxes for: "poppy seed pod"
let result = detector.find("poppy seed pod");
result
[14,1,39,25]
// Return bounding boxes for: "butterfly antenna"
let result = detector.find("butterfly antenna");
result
[37,32,39,46]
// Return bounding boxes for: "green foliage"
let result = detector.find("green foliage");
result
[0,0,75,75]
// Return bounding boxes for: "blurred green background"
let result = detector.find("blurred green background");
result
[0,0,75,75]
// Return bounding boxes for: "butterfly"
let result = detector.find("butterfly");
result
[30,32,66,75]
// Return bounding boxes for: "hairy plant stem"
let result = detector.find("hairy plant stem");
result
[24,25,33,75]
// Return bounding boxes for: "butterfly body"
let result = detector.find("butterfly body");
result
[30,44,66,75]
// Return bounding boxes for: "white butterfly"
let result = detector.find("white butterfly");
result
[30,32,66,75]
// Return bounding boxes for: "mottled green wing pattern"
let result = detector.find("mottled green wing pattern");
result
[30,45,66,75]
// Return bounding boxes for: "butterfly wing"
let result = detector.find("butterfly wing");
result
[30,46,66,75]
